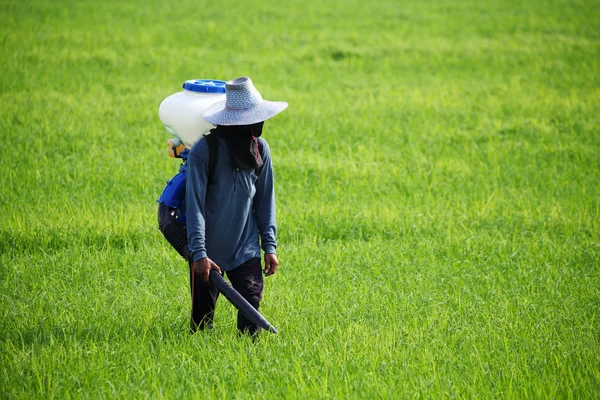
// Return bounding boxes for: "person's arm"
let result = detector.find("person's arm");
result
[185,143,221,282]
[253,139,279,275]
[254,139,277,253]
[186,142,221,281]
[185,145,209,263]
[185,139,221,282]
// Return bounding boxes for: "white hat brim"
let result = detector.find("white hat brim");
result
[203,100,288,126]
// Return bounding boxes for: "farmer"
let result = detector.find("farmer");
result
[186,76,287,335]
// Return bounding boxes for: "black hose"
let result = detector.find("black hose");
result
[158,203,189,259]
[209,270,279,334]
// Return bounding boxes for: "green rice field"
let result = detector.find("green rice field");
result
[1,0,599,398]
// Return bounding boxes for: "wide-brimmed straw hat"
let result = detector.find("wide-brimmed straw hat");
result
[203,76,288,126]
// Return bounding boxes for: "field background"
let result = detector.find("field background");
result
[1,0,599,398]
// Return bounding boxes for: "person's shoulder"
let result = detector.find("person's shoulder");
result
[257,137,271,156]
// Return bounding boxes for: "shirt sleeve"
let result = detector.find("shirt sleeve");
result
[253,138,277,254]
[185,141,209,262]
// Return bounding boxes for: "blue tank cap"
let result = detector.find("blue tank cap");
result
[182,79,226,93]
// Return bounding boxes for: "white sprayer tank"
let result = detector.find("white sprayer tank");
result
[158,79,226,148]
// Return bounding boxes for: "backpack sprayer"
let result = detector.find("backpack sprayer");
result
[157,79,278,334]
[157,79,226,250]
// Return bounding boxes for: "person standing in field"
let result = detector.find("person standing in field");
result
[185,76,287,335]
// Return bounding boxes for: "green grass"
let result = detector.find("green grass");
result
[1,0,599,398]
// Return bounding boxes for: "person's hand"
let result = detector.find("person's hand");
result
[193,257,221,282]
[264,253,279,276]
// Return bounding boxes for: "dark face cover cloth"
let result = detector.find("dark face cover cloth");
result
[213,122,264,170]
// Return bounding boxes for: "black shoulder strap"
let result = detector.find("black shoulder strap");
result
[205,133,218,185]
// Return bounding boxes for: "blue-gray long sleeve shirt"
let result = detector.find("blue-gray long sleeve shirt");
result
[185,136,277,270]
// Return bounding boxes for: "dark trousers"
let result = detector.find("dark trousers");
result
[190,257,264,335]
